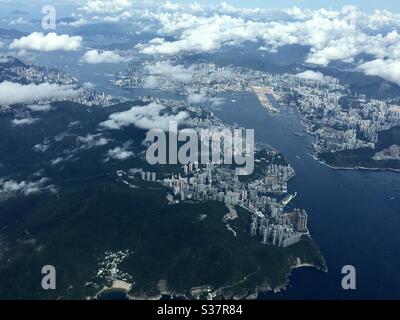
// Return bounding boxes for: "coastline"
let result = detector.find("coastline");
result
[270,256,328,295]
[94,256,327,300]
[310,153,400,173]
[94,279,133,300]
[297,114,400,174]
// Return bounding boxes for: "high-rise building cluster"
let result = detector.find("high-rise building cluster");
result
[10,65,76,85]
[149,148,307,248]
[272,75,400,154]
[250,209,307,248]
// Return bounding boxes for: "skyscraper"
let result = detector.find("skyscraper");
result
[296,210,308,232]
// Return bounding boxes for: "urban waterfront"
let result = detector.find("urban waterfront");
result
[73,66,400,299]
[210,92,400,299]
[73,69,400,298]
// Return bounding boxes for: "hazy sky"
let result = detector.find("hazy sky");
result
[176,0,400,13]
[1,1,399,18]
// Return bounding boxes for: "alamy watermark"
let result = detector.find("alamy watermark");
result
[41,5,56,30]
[341,265,356,290]
[41,265,56,290]
[145,121,255,175]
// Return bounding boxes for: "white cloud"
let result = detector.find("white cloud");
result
[77,134,110,149]
[103,11,134,22]
[295,70,325,81]
[143,75,159,89]
[187,93,224,106]
[139,14,256,55]
[0,82,78,105]
[144,61,193,82]
[83,82,95,89]
[100,102,189,131]
[10,32,82,52]
[137,4,400,69]
[0,178,54,196]
[51,157,64,166]
[106,146,134,161]
[69,121,81,127]
[28,104,52,112]
[8,3,396,83]
[12,118,39,126]
[79,0,133,14]
[357,59,400,86]
[60,18,88,27]
[10,17,30,25]
[33,143,49,153]
[161,1,181,12]
[81,49,130,64]
[50,155,74,166]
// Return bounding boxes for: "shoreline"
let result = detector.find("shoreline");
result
[297,113,400,174]
[94,279,133,300]
[96,257,327,300]
[271,256,328,294]
[310,154,400,173]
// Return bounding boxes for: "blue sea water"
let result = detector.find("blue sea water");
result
[98,289,129,300]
